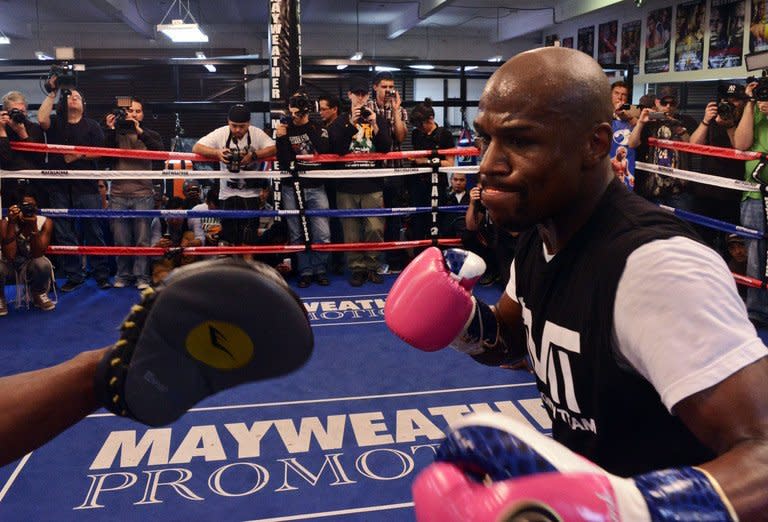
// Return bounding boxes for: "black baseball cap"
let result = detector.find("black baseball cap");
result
[718,82,748,100]
[348,77,370,95]
[228,104,251,123]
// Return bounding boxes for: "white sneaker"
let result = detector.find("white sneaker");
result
[136,282,151,290]
[33,293,55,311]
[113,279,129,288]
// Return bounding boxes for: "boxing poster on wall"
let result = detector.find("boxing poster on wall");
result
[621,20,641,73]
[544,34,559,46]
[598,21,618,65]
[645,7,672,73]
[674,0,705,71]
[578,26,595,57]
[709,0,745,67]
[749,0,768,52]
[562,36,574,48]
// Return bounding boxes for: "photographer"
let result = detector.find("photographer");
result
[689,83,748,252]
[192,104,276,248]
[0,91,46,205]
[104,97,163,290]
[627,86,697,210]
[37,75,111,292]
[336,78,392,287]
[734,78,768,327]
[276,91,331,288]
[0,189,55,314]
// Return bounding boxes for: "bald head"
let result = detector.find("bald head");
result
[481,47,613,132]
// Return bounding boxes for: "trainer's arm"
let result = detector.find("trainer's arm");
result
[733,100,756,151]
[0,348,108,466]
[674,356,768,521]
[191,142,225,162]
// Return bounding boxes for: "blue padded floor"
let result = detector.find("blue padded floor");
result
[0,274,544,521]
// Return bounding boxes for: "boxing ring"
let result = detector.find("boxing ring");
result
[0,139,767,521]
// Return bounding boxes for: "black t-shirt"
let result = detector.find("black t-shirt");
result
[276,120,330,188]
[411,125,455,153]
[46,114,105,193]
[511,179,713,476]
[697,123,743,202]
[0,122,46,170]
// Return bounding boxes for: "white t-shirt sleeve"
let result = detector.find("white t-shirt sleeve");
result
[250,127,275,150]
[189,202,206,242]
[614,236,767,412]
[504,260,517,301]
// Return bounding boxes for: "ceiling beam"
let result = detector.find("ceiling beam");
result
[555,0,624,22]
[494,9,553,42]
[88,0,155,38]
[387,0,453,40]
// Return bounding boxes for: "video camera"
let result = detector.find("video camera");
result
[44,63,77,93]
[747,75,768,101]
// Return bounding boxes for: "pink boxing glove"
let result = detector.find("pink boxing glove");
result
[412,412,737,522]
[385,247,486,351]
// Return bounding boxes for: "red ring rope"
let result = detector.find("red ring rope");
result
[647,138,763,162]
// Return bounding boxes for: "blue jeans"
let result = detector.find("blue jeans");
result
[48,188,109,282]
[741,198,768,323]
[110,195,153,284]
[281,183,331,276]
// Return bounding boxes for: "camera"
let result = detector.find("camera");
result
[279,114,291,125]
[357,106,372,124]
[20,202,36,217]
[226,147,243,173]
[648,111,666,120]
[288,93,318,116]
[44,64,77,93]
[7,108,26,124]
[747,75,768,102]
[111,108,134,132]
[717,101,737,121]
[385,89,397,99]
[619,103,632,111]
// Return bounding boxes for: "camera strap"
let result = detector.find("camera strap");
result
[225,130,251,152]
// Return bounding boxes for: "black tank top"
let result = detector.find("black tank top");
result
[513,178,714,476]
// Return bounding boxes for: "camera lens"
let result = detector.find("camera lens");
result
[8,109,26,124]
[717,102,735,120]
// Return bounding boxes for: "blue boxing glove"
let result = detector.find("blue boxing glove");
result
[413,412,737,522]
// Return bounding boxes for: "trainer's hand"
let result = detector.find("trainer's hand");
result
[385,247,486,351]
[413,413,737,522]
[95,258,313,426]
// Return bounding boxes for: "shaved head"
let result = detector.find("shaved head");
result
[481,47,613,133]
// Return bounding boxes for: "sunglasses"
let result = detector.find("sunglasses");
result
[659,99,676,106]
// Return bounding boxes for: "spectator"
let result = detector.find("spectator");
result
[182,179,202,209]
[276,91,331,288]
[318,94,347,275]
[726,234,748,300]
[335,77,392,286]
[104,97,163,290]
[148,197,201,285]
[192,104,277,249]
[409,98,456,241]
[0,189,55,314]
[689,83,749,253]
[441,172,470,238]
[628,86,698,210]
[37,82,111,291]
[462,184,499,286]
[734,80,768,327]
[0,91,46,205]
[368,71,409,272]
[189,186,221,246]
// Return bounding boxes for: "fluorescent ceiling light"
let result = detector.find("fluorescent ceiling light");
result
[158,20,208,43]
[35,51,53,60]
[195,51,216,72]
[375,66,400,72]
[336,64,348,70]
[487,55,503,63]
[388,28,407,39]
[350,51,363,61]
[409,64,434,70]
[0,36,9,45]
[456,66,479,71]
